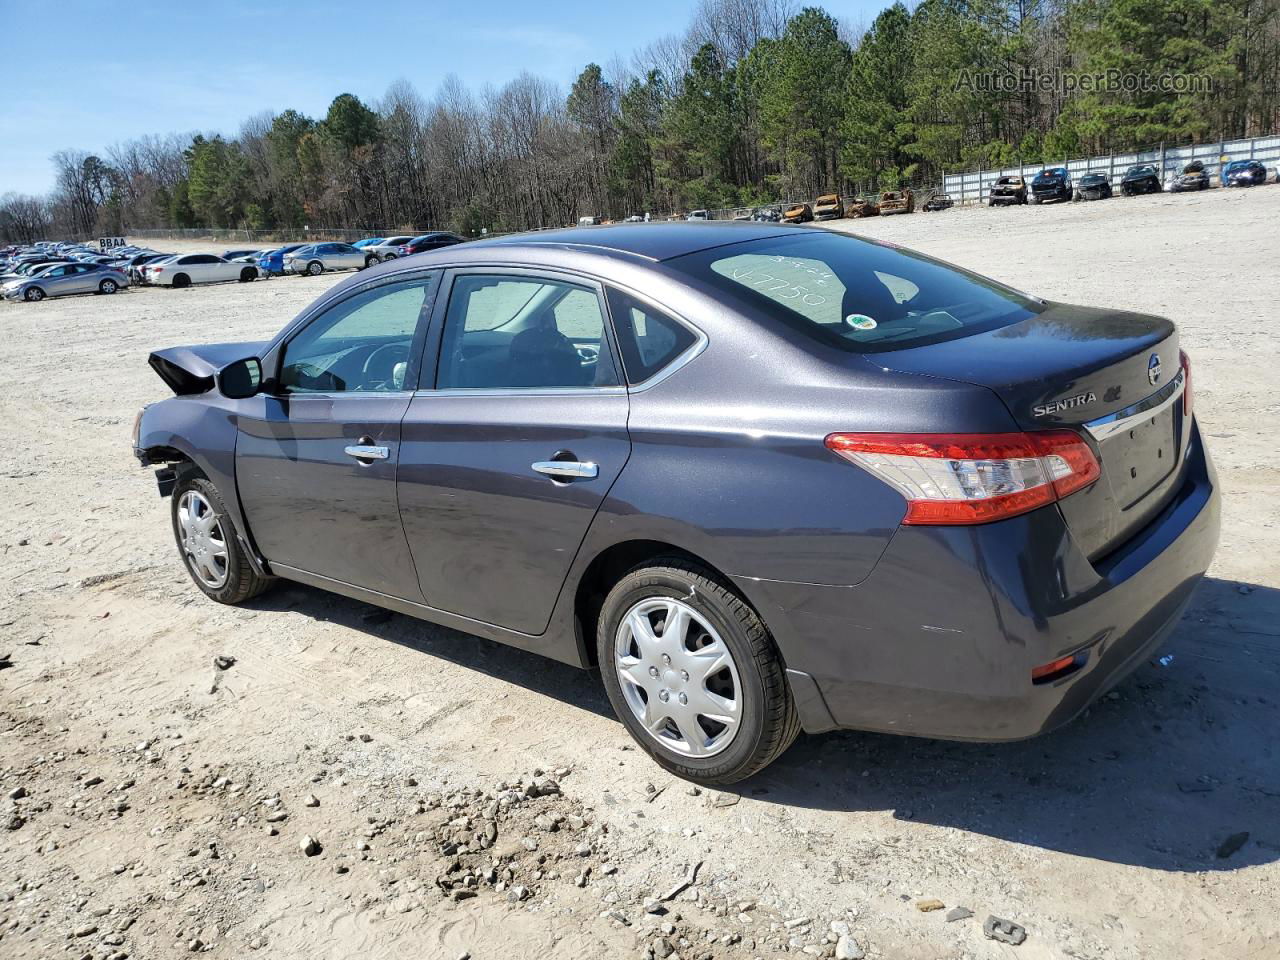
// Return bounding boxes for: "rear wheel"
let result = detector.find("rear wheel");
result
[24,287,45,302]
[306,260,323,276]
[171,475,273,605]
[98,278,118,294]
[598,560,800,785]
[239,267,257,282]
[173,273,191,288]
[364,255,377,269]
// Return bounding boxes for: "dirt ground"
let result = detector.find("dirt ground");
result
[1,188,1278,960]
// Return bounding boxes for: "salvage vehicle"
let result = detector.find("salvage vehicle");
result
[365,236,417,262]
[1031,167,1073,203]
[145,254,259,287]
[1076,173,1113,201]
[134,222,1220,786]
[921,192,953,212]
[2,261,128,301]
[1169,161,1209,192]
[1221,159,1267,187]
[846,195,880,218]
[782,202,813,223]
[1121,165,1162,196]
[751,206,781,222]
[283,242,367,276]
[878,189,914,215]
[988,176,1027,205]
[813,194,844,220]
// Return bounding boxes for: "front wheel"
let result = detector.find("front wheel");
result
[171,474,273,605]
[24,287,45,302]
[598,560,800,786]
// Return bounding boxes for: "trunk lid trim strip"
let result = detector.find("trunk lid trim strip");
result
[1083,368,1185,441]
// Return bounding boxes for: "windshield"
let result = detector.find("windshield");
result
[1042,168,1067,177]
[668,233,1042,354]
[1127,166,1154,176]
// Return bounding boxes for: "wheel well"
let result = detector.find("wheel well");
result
[573,539,738,666]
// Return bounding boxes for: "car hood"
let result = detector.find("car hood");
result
[148,341,268,395]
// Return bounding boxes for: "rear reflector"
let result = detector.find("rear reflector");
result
[825,431,1101,525]
[1031,652,1085,684]
[1180,349,1192,416]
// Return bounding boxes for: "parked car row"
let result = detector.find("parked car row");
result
[988,160,1274,206]
[2,231,470,304]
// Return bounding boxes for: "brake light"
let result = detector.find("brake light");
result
[1180,349,1192,416]
[825,430,1101,525]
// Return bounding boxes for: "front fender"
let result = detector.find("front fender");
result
[135,396,269,577]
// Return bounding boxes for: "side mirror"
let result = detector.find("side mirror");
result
[217,357,262,399]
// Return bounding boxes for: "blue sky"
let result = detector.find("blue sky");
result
[0,0,889,195]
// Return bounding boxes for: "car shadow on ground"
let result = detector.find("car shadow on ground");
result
[250,575,1278,873]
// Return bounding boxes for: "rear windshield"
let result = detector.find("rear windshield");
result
[667,232,1041,353]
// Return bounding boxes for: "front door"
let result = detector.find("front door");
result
[398,269,631,634]
[235,273,438,598]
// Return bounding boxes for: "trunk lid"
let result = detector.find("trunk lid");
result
[875,301,1188,559]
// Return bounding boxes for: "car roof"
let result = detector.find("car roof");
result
[472,222,800,262]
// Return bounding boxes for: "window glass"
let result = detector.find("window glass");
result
[605,289,698,384]
[280,277,434,394]
[436,274,620,389]
[667,232,1041,353]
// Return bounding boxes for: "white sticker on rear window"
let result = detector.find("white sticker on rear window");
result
[845,313,877,330]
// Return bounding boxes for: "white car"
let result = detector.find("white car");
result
[363,236,416,263]
[145,254,260,288]
[283,242,367,276]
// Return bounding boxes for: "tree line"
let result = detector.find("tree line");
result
[3,0,1279,243]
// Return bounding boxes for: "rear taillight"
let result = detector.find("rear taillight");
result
[1180,349,1192,416]
[825,431,1101,525]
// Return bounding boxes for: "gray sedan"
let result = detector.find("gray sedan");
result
[283,243,367,276]
[2,262,129,302]
[133,223,1219,785]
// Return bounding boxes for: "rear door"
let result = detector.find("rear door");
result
[234,271,439,597]
[397,267,631,634]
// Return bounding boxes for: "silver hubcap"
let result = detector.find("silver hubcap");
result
[615,598,742,758]
[177,490,229,589]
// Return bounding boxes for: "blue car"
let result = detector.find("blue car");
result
[256,244,307,277]
[1221,160,1267,187]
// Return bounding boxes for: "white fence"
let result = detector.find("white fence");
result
[942,134,1280,205]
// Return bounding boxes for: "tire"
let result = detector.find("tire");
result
[306,260,323,276]
[239,267,257,282]
[364,255,377,269]
[382,253,397,261]
[24,287,45,302]
[171,474,273,605]
[173,273,190,288]
[98,278,118,294]
[597,559,800,785]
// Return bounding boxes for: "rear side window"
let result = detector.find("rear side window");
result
[667,232,1041,353]
[436,274,620,390]
[606,289,698,384]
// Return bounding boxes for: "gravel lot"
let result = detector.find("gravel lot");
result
[2,188,1278,960]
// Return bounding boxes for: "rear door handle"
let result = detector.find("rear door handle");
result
[532,460,598,480]
[345,444,389,462]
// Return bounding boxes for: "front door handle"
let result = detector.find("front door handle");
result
[345,444,389,462]
[532,460,598,480]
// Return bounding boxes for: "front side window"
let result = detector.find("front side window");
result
[668,232,1042,353]
[606,289,698,384]
[436,274,620,389]
[280,276,435,394]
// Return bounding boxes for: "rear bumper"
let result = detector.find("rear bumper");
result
[737,422,1220,741]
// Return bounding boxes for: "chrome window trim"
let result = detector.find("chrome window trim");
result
[414,386,628,399]
[1083,367,1185,441]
